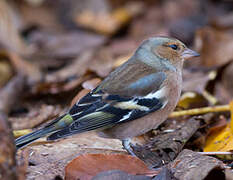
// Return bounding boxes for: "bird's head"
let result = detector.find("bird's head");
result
[137,37,199,70]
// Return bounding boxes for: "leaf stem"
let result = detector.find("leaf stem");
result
[170,105,230,118]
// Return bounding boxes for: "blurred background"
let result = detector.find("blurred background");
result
[1,0,233,141]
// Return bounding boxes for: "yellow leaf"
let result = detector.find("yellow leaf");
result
[13,129,32,138]
[204,100,233,152]
[230,101,233,133]
[178,92,202,109]
[204,123,233,152]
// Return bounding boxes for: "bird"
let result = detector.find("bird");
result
[15,36,199,155]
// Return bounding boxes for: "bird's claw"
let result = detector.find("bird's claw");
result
[122,139,137,157]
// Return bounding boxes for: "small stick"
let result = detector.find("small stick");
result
[169,105,230,118]
[197,152,233,155]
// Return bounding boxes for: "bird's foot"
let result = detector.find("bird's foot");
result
[122,139,136,157]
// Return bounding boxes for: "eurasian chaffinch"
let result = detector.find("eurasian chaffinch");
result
[15,37,199,155]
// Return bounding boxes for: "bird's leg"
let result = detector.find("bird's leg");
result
[122,139,136,156]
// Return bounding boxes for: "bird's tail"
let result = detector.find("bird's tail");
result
[15,126,54,150]
[15,114,69,150]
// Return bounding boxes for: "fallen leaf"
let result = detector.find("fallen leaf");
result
[195,26,233,67]
[8,52,42,85]
[0,0,29,55]
[182,69,216,94]
[92,169,152,180]
[169,14,207,45]
[0,59,13,87]
[0,112,18,179]
[29,31,106,59]
[71,89,90,107]
[169,149,224,180]
[75,2,143,35]
[178,92,206,109]
[204,101,233,152]
[17,132,123,180]
[19,1,63,30]
[89,48,115,77]
[210,12,233,30]
[82,78,101,90]
[207,115,228,136]
[214,82,232,104]
[113,53,132,68]
[45,51,94,83]
[70,78,101,107]
[9,104,62,130]
[65,154,157,180]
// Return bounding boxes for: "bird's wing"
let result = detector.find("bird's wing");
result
[47,65,167,140]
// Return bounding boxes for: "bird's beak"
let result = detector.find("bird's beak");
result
[182,48,200,60]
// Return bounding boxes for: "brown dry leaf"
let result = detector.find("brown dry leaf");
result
[195,26,233,67]
[75,2,143,35]
[32,50,96,94]
[92,170,152,180]
[19,1,63,31]
[9,104,62,130]
[107,38,137,56]
[35,51,95,95]
[31,51,96,94]
[0,60,13,87]
[71,78,101,106]
[8,52,42,85]
[129,5,169,41]
[0,75,26,114]
[45,51,94,83]
[30,31,106,59]
[0,0,29,55]
[0,112,18,180]
[89,48,116,77]
[210,12,233,30]
[17,132,123,179]
[214,82,232,104]
[17,148,29,180]
[169,149,224,180]
[65,154,157,180]
[113,53,132,68]
[207,115,228,136]
[182,69,216,94]
[71,89,90,107]
[162,0,200,23]
[169,15,207,45]
[82,78,101,90]
[33,74,91,95]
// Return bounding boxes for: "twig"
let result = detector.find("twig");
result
[197,152,233,155]
[169,105,230,118]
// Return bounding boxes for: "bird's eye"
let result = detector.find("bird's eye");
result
[169,44,178,50]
